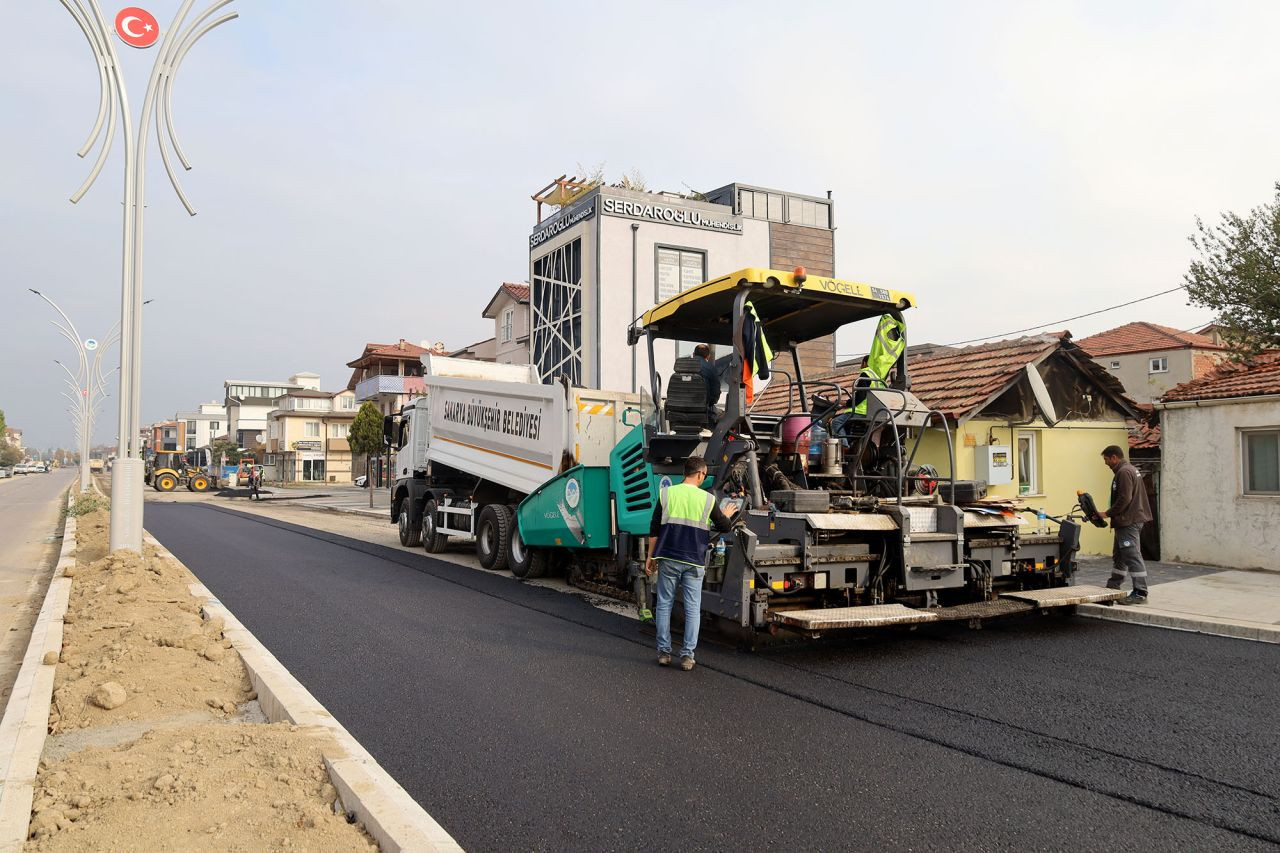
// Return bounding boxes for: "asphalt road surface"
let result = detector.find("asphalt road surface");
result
[145,502,1280,852]
[0,469,73,700]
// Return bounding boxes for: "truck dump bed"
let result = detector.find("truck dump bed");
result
[415,355,642,495]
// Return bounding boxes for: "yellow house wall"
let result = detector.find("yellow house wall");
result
[914,418,1129,555]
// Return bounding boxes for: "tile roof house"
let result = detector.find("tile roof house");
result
[346,339,448,416]
[1155,350,1280,569]
[754,333,1137,555]
[1075,321,1226,404]
[481,283,532,366]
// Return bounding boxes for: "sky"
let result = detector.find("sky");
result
[3,0,1279,451]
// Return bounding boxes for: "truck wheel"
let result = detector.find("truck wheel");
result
[476,504,512,571]
[192,476,210,492]
[508,527,548,580]
[156,473,178,492]
[422,499,448,554]
[398,500,422,548]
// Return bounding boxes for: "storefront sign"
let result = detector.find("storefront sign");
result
[291,440,322,451]
[529,200,596,249]
[601,196,742,234]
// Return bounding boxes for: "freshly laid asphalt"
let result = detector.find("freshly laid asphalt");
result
[144,502,1280,852]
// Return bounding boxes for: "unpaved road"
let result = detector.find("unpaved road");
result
[144,500,1280,852]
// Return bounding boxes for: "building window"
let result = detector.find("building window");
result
[738,189,784,222]
[655,247,706,303]
[186,420,196,435]
[501,308,514,343]
[1149,357,1169,374]
[338,397,355,411]
[787,196,831,228]
[302,459,326,482]
[1243,430,1279,495]
[305,422,320,438]
[531,237,583,385]
[330,423,349,439]
[186,437,195,451]
[1109,360,1121,370]
[1016,431,1040,495]
[210,421,220,433]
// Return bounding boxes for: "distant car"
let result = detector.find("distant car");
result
[13,464,30,475]
[0,467,10,478]
[354,475,368,488]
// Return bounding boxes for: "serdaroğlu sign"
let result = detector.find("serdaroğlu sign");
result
[529,201,596,249]
[601,196,742,234]
[529,192,744,250]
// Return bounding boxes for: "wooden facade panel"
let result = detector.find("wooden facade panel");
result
[770,222,836,374]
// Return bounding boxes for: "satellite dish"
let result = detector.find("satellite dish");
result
[1024,365,1058,426]
[256,433,265,444]
[84,338,99,351]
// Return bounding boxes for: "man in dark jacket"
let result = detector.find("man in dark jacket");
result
[1101,445,1153,604]
[693,344,721,425]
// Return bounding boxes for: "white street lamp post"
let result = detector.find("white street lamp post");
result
[58,0,238,553]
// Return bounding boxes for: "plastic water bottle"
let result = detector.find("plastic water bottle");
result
[1036,509,1047,534]
[808,422,827,463]
[714,538,727,568]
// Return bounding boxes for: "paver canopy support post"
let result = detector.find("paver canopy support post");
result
[57,0,239,552]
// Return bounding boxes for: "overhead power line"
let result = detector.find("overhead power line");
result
[942,285,1189,347]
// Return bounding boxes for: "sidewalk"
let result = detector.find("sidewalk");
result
[228,484,385,518]
[1075,555,1280,644]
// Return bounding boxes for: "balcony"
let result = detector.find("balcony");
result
[354,374,425,401]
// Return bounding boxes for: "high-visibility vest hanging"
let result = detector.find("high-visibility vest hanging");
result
[738,300,774,404]
[852,314,907,415]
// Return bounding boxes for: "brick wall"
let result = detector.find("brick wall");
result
[770,222,835,378]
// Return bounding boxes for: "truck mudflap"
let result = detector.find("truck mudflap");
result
[999,585,1126,606]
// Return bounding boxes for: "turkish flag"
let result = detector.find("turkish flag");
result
[115,7,160,49]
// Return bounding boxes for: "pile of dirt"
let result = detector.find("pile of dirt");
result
[27,724,376,850]
[27,505,376,850]
[51,520,253,732]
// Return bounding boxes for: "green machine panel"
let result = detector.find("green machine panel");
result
[518,465,612,551]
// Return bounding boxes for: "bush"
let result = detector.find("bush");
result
[69,493,108,517]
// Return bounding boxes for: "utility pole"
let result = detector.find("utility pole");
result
[57,1,238,553]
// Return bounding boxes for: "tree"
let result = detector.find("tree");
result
[210,438,245,464]
[347,402,385,508]
[1185,182,1280,354]
[0,443,20,468]
[0,408,6,435]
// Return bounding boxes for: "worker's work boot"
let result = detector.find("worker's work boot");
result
[680,656,696,671]
[657,652,672,667]
[1116,593,1148,606]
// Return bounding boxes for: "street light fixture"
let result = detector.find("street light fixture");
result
[32,288,146,493]
[57,0,238,554]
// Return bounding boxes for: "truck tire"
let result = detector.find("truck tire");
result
[476,504,512,571]
[422,499,448,554]
[397,499,422,548]
[191,475,211,492]
[155,473,178,492]
[508,526,548,580]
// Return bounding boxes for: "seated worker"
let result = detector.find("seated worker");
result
[694,344,721,426]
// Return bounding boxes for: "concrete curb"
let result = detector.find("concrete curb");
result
[153,535,458,851]
[1076,602,1280,644]
[0,491,75,849]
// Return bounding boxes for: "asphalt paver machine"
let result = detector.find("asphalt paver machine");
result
[517,267,1122,642]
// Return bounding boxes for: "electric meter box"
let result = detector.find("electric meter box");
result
[975,444,1013,485]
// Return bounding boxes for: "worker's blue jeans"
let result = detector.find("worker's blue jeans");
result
[655,559,705,659]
